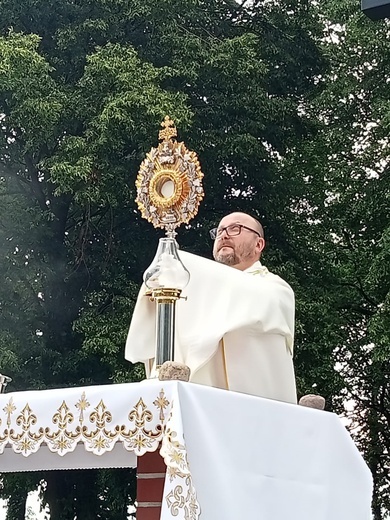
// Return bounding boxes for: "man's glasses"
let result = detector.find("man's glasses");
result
[210,224,263,240]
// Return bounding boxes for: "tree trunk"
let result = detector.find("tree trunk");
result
[6,488,28,520]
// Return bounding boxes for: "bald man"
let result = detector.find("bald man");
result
[212,212,265,271]
[125,212,297,403]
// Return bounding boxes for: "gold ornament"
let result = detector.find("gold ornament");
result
[135,116,204,237]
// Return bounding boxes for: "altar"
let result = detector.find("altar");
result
[0,379,372,520]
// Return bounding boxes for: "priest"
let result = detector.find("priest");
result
[125,212,297,404]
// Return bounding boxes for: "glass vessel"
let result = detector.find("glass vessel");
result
[144,238,190,290]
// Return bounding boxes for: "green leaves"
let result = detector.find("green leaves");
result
[0,0,388,517]
[0,32,65,153]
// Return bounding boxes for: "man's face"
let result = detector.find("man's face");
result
[212,214,263,271]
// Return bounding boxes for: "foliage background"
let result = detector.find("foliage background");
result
[0,0,388,518]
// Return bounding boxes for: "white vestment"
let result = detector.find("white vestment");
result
[125,251,297,404]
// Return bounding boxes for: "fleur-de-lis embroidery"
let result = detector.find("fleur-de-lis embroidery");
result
[128,398,152,427]
[90,400,112,429]
[16,404,37,431]
[52,401,74,430]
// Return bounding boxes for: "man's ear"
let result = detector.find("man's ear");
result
[256,238,266,256]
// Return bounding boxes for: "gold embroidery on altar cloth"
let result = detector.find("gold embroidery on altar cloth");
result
[0,389,169,456]
[0,389,200,519]
[75,392,90,424]
[90,399,112,429]
[45,400,79,453]
[153,389,170,422]
[9,403,44,454]
[121,397,163,452]
[166,478,199,520]
[82,399,117,452]
[4,397,16,427]
[162,409,201,519]
[163,423,187,472]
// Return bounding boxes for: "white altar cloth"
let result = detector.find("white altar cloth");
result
[0,380,372,520]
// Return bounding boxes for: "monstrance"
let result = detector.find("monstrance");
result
[135,116,204,368]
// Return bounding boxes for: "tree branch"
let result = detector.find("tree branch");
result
[24,153,48,211]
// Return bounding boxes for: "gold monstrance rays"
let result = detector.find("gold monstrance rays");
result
[135,116,204,238]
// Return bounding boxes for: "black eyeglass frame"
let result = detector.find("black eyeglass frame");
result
[210,224,263,240]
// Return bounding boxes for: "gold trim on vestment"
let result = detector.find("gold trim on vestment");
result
[221,339,230,390]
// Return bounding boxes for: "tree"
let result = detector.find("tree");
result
[3,0,386,518]
[287,1,390,517]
